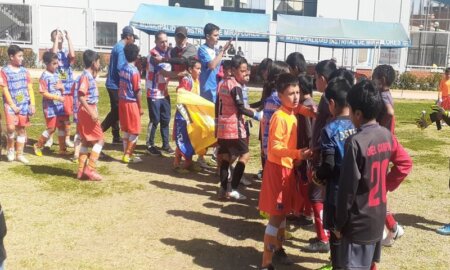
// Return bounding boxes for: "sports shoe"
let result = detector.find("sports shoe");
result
[217,187,228,199]
[436,223,450,235]
[240,176,252,186]
[44,137,53,148]
[302,241,330,253]
[147,146,162,156]
[16,155,29,164]
[65,139,75,148]
[58,150,72,156]
[197,157,211,169]
[83,167,102,181]
[308,237,319,243]
[272,247,293,265]
[260,264,275,270]
[77,168,85,180]
[112,137,122,144]
[256,169,263,180]
[6,149,15,162]
[33,143,43,157]
[317,264,333,270]
[122,155,143,164]
[393,224,405,240]
[382,224,404,247]
[71,156,79,164]
[227,190,247,200]
[161,146,175,155]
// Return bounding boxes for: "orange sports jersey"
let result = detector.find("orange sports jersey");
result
[267,105,302,169]
[439,78,450,98]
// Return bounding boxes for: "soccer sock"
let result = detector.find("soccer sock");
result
[262,223,279,267]
[64,120,71,144]
[36,130,50,148]
[370,263,377,270]
[126,134,138,156]
[73,133,81,158]
[78,146,89,176]
[174,147,182,167]
[122,132,129,154]
[57,130,66,152]
[385,212,397,232]
[276,219,286,250]
[7,132,15,150]
[231,161,246,189]
[15,135,26,156]
[220,160,230,190]
[88,143,103,170]
[312,202,329,242]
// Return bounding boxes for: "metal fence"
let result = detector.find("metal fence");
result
[408,30,450,68]
[0,3,32,44]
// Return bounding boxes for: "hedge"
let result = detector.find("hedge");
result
[0,46,36,68]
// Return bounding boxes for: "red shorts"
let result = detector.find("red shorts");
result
[259,161,299,216]
[77,105,104,142]
[441,96,450,110]
[119,101,141,135]
[64,95,74,116]
[45,115,69,129]
[4,105,30,127]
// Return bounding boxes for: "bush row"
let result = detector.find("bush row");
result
[392,72,442,91]
[0,46,36,68]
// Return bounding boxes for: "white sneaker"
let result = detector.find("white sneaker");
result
[197,157,210,169]
[227,190,247,200]
[240,176,252,186]
[130,156,143,163]
[6,149,15,162]
[382,224,404,247]
[16,155,29,164]
[44,137,53,148]
[393,224,404,240]
[65,139,75,148]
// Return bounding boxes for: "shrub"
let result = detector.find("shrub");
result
[73,51,107,71]
[393,72,441,91]
[0,46,37,68]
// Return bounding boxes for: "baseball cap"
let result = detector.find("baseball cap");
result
[175,26,188,38]
[122,26,139,39]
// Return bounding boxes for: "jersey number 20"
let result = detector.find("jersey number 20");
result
[369,159,389,207]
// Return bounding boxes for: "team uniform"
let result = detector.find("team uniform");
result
[146,47,172,150]
[377,90,396,134]
[439,78,450,110]
[177,74,200,95]
[198,44,220,102]
[55,48,75,116]
[119,63,141,135]
[336,123,412,269]
[316,116,356,267]
[261,90,281,160]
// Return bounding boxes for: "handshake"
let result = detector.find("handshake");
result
[416,105,450,130]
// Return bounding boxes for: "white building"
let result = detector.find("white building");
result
[0,0,410,70]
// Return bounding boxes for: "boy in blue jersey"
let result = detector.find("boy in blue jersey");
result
[312,77,356,269]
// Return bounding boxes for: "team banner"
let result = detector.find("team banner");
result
[175,89,216,158]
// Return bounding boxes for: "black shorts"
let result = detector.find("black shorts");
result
[309,182,325,202]
[340,237,381,270]
[218,138,249,156]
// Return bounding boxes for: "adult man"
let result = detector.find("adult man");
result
[169,27,198,79]
[102,26,138,144]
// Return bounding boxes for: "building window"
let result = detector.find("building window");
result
[221,0,266,13]
[272,0,317,20]
[169,0,214,10]
[224,0,236,7]
[95,22,117,48]
[0,3,32,43]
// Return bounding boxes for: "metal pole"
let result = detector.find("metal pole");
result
[418,30,422,64]
[275,40,278,60]
[318,47,321,62]
[284,41,287,60]
[445,32,449,67]
[266,41,269,58]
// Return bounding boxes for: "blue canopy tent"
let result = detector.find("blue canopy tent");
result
[275,14,410,68]
[130,4,270,42]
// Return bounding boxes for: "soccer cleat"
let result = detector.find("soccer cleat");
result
[240,176,252,186]
[272,248,293,265]
[147,146,162,156]
[83,167,102,181]
[33,143,43,157]
[317,264,333,270]
[260,211,270,220]
[227,190,247,200]
[436,224,450,235]
[302,241,330,253]
[6,149,15,162]
[217,187,228,199]
[382,224,404,247]
[197,157,211,169]
[65,139,75,148]
[16,155,29,164]
[260,264,275,270]
[393,224,405,240]
[44,137,53,148]
[112,137,122,145]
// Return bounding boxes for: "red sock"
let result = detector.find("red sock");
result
[312,202,328,242]
[370,262,377,270]
[385,212,397,231]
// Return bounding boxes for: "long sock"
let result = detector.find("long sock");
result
[78,146,89,173]
[122,132,129,154]
[276,219,286,250]
[36,130,50,148]
[174,147,182,167]
[88,143,103,170]
[385,212,397,232]
[312,202,329,242]
[7,132,15,151]
[231,161,246,189]
[126,134,138,156]
[58,130,66,152]
[73,133,81,158]
[64,121,71,144]
[220,160,230,190]
[370,263,377,270]
[16,135,26,156]
[262,223,279,267]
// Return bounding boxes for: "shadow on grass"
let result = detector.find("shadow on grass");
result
[395,213,446,233]
[161,237,326,270]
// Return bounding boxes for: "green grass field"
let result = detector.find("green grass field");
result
[0,81,449,269]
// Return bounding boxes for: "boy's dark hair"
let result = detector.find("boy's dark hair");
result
[329,68,355,86]
[257,58,272,78]
[50,29,60,41]
[222,59,232,70]
[445,67,450,74]
[372,64,396,87]
[262,61,290,100]
[203,23,220,37]
[42,51,58,65]
[315,60,337,81]
[83,49,100,68]
[231,55,247,69]
[298,75,314,96]
[7,45,23,57]
[347,80,383,120]
[325,77,352,108]
[276,73,299,94]
[286,52,307,74]
[124,44,140,63]
[155,30,167,41]
[186,57,200,70]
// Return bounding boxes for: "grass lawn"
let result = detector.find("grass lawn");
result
[0,81,449,269]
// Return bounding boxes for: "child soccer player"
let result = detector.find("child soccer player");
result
[119,43,144,164]
[174,58,202,173]
[438,67,450,110]
[259,73,312,269]
[312,77,356,269]
[216,56,260,200]
[334,80,412,270]
[33,51,69,156]
[0,45,35,163]
[76,50,104,181]
[70,75,82,162]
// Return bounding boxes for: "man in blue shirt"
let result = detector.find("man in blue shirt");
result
[102,26,138,144]
[197,23,231,103]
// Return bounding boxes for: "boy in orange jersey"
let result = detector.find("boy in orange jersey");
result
[258,73,312,269]
[438,67,450,110]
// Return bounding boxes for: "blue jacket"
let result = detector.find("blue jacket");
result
[106,40,127,90]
